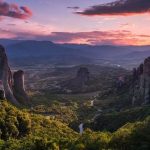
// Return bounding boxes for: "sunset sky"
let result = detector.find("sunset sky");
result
[1,0,150,45]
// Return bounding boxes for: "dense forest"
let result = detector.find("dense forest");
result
[0,100,149,150]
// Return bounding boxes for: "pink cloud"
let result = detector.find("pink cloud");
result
[46,30,150,45]
[0,0,32,20]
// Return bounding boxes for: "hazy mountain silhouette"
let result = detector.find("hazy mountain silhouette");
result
[1,39,150,67]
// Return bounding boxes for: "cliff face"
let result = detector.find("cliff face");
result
[0,45,29,106]
[132,57,150,105]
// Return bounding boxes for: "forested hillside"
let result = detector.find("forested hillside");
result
[0,100,149,150]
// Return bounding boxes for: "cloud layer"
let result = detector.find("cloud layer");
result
[1,27,150,46]
[0,0,32,19]
[77,0,150,16]
[47,31,150,45]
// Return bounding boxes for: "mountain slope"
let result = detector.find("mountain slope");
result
[1,39,150,68]
[93,106,150,132]
[5,40,91,66]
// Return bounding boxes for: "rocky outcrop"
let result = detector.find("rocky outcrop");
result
[75,67,90,87]
[132,57,150,105]
[60,67,90,93]
[0,45,29,106]
[13,70,30,105]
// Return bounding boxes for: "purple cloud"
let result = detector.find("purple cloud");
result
[76,0,150,16]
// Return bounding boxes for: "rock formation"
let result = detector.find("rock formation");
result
[13,70,30,105]
[76,67,90,87]
[0,45,29,106]
[61,67,90,93]
[132,57,150,105]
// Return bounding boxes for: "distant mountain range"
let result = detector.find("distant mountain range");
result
[0,39,150,68]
